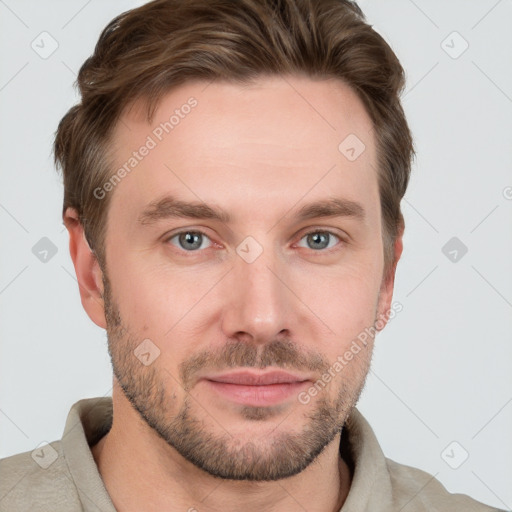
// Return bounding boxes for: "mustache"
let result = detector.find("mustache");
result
[179,338,328,392]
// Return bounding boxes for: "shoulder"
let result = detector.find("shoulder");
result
[0,441,82,512]
[385,457,506,512]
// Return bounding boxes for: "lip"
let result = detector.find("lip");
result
[204,380,310,406]
[201,370,311,407]
[203,370,311,386]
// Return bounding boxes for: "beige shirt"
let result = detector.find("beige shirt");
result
[0,397,504,511]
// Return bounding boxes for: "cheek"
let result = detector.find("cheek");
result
[104,248,168,336]
[106,250,220,347]
[291,258,381,347]
[106,229,382,351]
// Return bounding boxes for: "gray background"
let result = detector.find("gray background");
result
[1,0,511,509]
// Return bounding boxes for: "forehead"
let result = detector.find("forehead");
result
[107,75,379,227]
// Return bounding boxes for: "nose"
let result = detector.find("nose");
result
[220,243,295,344]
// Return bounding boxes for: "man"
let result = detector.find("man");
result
[0,0,504,511]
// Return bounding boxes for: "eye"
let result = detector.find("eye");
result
[296,230,341,251]
[166,230,212,251]
[164,229,343,254]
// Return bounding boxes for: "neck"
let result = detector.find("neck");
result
[92,389,352,512]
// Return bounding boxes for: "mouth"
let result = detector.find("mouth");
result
[201,370,311,406]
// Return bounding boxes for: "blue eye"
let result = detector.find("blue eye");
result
[166,229,342,254]
[167,231,212,251]
[297,231,341,251]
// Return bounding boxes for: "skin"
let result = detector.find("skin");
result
[65,75,403,512]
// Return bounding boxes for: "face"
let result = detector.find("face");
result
[99,75,394,481]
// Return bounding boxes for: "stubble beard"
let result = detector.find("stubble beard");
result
[102,271,373,481]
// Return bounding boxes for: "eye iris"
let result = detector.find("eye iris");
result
[308,232,329,250]
[179,232,202,250]
[174,232,334,251]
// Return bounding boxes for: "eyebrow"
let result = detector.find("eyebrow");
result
[138,195,366,226]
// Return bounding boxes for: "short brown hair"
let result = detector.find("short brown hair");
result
[54,0,414,277]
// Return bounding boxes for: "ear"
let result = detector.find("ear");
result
[64,207,107,329]
[375,218,404,332]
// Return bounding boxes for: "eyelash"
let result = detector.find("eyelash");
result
[164,228,344,254]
